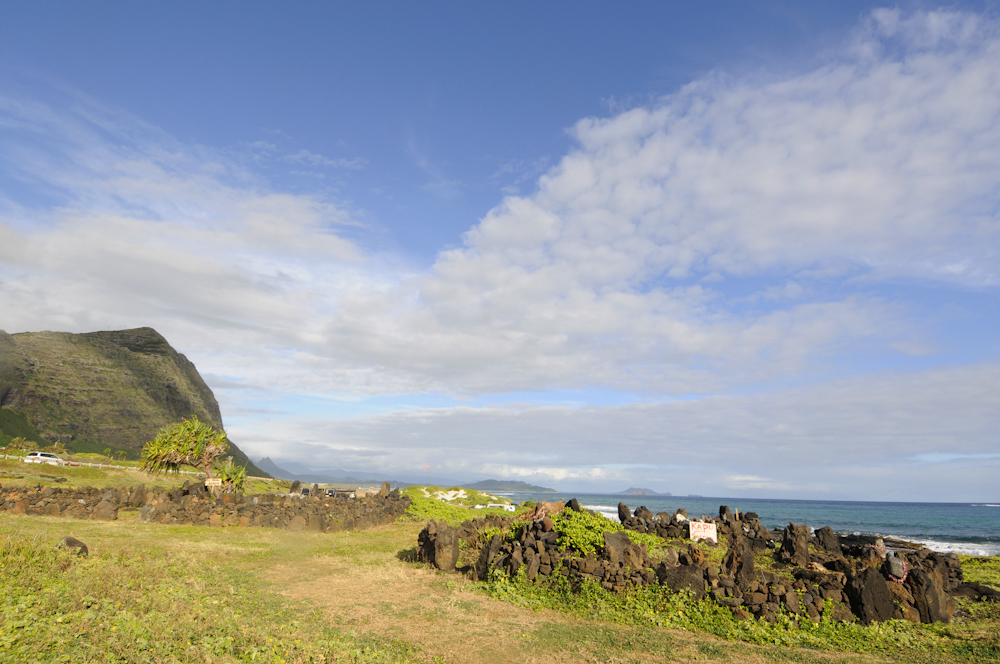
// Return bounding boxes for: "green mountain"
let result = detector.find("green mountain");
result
[0,327,266,477]
[465,479,556,493]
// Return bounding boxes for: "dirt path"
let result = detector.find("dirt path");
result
[270,556,588,664]
[268,540,881,664]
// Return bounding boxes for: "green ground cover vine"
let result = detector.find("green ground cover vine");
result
[550,508,668,556]
[476,569,999,660]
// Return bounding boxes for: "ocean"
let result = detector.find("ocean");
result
[492,492,1000,556]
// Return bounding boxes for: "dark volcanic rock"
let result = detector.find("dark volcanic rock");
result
[814,526,841,554]
[906,569,953,623]
[884,553,906,580]
[417,519,460,571]
[603,530,634,566]
[847,567,895,625]
[617,502,630,523]
[951,581,1000,602]
[722,531,755,590]
[657,563,706,599]
[92,500,117,521]
[476,533,504,580]
[57,536,88,556]
[779,522,811,567]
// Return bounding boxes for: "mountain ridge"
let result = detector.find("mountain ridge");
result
[465,479,556,493]
[0,327,266,477]
[257,457,409,486]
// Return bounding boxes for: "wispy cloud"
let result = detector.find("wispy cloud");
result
[230,362,1000,500]
[407,139,462,199]
[281,149,366,170]
[1,9,999,498]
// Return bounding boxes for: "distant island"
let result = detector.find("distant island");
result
[618,487,671,496]
[466,479,556,493]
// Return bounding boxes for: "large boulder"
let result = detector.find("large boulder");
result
[846,567,895,625]
[603,530,632,564]
[883,553,907,580]
[417,520,460,571]
[906,569,954,623]
[603,531,647,570]
[92,500,117,521]
[657,562,706,599]
[128,483,147,508]
[951,581,1000,602]
[617,502,631,523]
[814,526,841,554]
[722,531,755,590]
[779,522,811,567]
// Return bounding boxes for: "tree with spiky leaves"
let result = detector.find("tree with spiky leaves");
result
[217,456,248,493]
[141,416,229,478]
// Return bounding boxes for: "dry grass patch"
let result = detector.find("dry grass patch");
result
[273,524,892,664]
[3,505,987,664]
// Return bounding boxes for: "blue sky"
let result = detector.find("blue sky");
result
[0,2,998,499]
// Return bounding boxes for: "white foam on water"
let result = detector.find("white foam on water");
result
[578,506,1000,556]
[902,538,1000,556]
[583,505,619,521]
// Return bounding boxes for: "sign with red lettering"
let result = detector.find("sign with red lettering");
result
[688,521,718,543]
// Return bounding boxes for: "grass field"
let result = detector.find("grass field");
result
[0,458,290,494]
[1,475,998,663]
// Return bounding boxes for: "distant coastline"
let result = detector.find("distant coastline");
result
[618,487,671,496]
[494,491,1000,556]
[466,479,556,493]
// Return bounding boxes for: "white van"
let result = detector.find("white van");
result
[22,451,66,466]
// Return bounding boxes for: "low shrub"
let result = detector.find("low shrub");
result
[401,494,514,525]
[960,555,1000,589]
[550,509,667,557]
[479,570,947,656]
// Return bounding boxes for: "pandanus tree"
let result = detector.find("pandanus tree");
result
[216,456,248,493]
[141,416,229,478]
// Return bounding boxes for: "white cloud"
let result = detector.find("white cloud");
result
[1,10,999,500]
[0,84,391,376]
[308,7,1000,394]
[232,362,1000,501]
[5,10,997,398]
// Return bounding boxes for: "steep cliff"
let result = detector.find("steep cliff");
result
[0,327,266,477]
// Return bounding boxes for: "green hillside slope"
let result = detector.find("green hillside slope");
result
[0,327,266,476]
[0,408,50,447]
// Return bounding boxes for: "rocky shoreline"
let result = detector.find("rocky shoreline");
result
[417,499,1000,625]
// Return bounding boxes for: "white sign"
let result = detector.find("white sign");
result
[688,521,718,544]
[204,478,223,487]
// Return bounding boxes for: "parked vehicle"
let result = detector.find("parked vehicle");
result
[21,451,67,466]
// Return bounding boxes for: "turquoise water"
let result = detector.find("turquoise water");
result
[497,492,1000,556]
